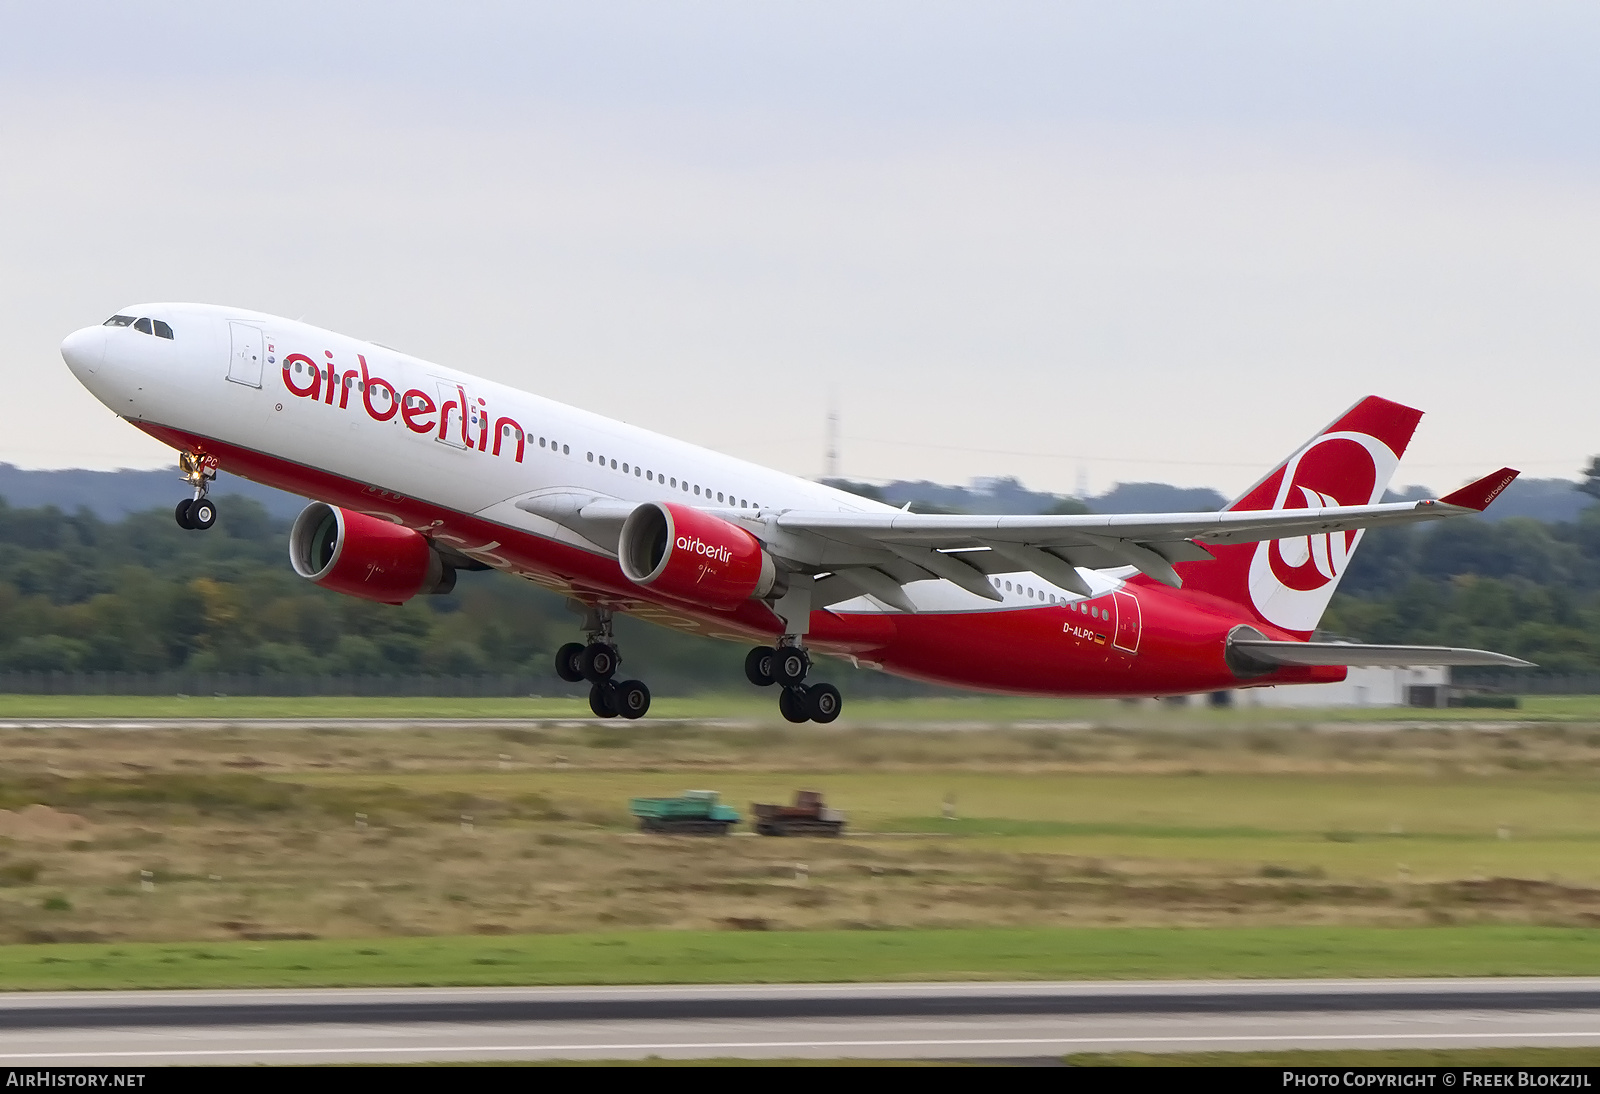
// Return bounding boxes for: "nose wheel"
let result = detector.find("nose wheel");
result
[555,607,650,720]
[748,644,841,724]
[173,452,220,532]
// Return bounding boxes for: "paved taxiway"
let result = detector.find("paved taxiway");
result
[8,978,1600,1064]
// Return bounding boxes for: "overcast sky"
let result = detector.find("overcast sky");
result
[3,1,1597,496]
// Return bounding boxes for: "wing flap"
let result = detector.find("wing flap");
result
[827,566,918,613]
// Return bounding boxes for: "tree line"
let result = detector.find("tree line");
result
[0,495,1594,681]
[1323,507,1600,673]
[0,496,746,687]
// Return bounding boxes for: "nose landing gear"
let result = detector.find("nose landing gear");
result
[555,605,651,720]
[746,642,841,724]
[173,452,220,531]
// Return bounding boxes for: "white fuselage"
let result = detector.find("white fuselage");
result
[60,302,1118,614]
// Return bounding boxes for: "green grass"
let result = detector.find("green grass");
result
[294,768,1600,883]
[5,925,1600,992]
[0,692,1582,722]
[1067,1047,1600,1066]
[305,769,1600,840]
[0,694,625,720]
[0,694,1114,721]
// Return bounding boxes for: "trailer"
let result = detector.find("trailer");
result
[751,790,846,837]
[630,789,741,835]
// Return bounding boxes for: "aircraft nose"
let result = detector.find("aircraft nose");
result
[60,326,106,376]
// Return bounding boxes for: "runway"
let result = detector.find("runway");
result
[7,978,1600,1064]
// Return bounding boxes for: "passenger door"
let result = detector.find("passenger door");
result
[227,323,263,387]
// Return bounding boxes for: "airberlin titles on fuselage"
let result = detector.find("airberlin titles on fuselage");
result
[279,350,528,461]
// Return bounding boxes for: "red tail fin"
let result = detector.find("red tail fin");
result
[1179,396,1423,638]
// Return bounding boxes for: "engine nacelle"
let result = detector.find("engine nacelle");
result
[619,501,777,609]
[289,502,455,605]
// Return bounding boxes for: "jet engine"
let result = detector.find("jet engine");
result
[289,502,455,605]
[619,501,778,609]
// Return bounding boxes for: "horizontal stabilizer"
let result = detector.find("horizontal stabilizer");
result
[1232,640,1532,668]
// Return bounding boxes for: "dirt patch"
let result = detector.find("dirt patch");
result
[0,805,89,841]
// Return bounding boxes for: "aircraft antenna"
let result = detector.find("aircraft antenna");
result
[825,395,840,479]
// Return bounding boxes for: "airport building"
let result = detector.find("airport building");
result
[1231,665,1452,708]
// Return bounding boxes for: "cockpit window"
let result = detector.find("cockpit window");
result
[105,314,171,337]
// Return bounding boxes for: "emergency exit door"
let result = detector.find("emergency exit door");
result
[1111,589,1141,654]
[434,380,470,447]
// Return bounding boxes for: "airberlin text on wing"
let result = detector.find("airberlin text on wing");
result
[281,351,527,461]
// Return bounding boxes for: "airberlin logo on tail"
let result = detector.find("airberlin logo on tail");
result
[1246,431,1398,634]
[677,535,733,564]
[1267,486,1356,593]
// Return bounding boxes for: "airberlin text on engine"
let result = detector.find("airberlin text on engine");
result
[281,350,527,462]
[677,535,734,564]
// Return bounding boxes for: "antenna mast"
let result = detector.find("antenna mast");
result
[825,396,840,479]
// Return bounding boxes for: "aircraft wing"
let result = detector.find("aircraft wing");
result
[762,468,1519,599]
[508,469,1518,612]
[1229,640,1532,668]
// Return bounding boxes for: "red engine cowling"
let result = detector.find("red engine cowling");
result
[619,502,777,609]
[289,502,455,605]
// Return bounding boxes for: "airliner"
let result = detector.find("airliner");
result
[59,304,1527,721]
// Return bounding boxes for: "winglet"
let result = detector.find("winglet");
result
[1439,468,1520,512]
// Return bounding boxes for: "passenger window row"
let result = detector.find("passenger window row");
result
[994,576,1108,617]
[104,315,174,339]
[587,450,759,510]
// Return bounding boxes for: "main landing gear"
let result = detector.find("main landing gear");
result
[173,452,220,531]
[745,644,841,724]
[555,606,651,720]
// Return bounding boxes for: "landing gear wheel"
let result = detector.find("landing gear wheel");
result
[744,646,777,687]
[554,642,586,683]
[188,497,217,530]
[615,679,651,720]
[174,499,195,530]
[580,643,618,682]
[778,685,811,724]
[773,647,810,687]
[806,682,842,724]
[588,681,619,718]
